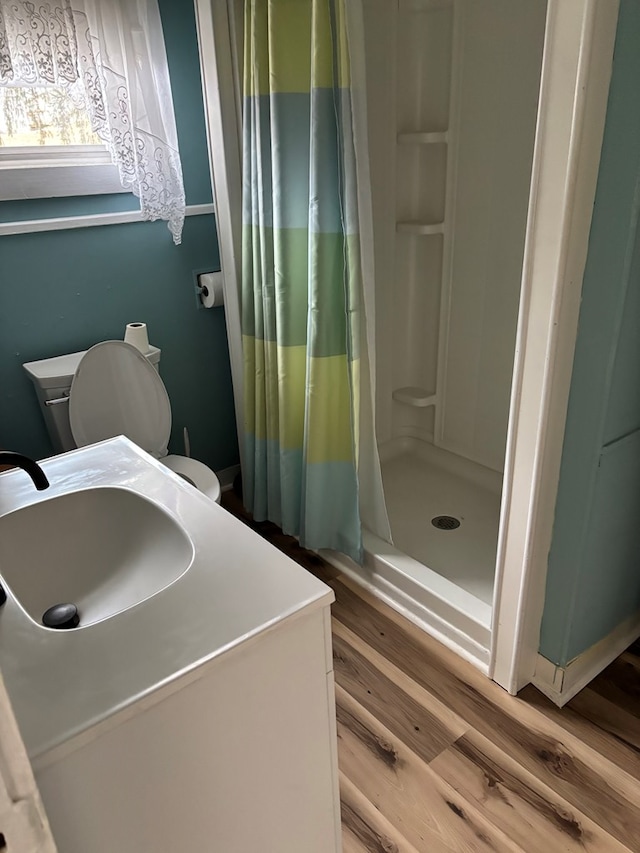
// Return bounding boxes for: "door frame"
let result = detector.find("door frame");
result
[0,668,57,850]
[489,0,619,692]
[194,0,246,477]
[194,0,620,693]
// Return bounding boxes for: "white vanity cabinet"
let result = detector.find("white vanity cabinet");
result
[34,603,340,852]
[0,440,341,853]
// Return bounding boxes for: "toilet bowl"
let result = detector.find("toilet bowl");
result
[24,341,221,504]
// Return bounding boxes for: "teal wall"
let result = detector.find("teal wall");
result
[539,0,640,665]
[0,0,239,473]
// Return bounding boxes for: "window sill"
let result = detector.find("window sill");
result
[0,203,214,236]
[0,145,126,201]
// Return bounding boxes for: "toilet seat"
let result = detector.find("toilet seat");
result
[69,341,221,503]
[163,455,221,504]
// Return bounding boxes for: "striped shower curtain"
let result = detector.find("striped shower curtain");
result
[241,0,377,562]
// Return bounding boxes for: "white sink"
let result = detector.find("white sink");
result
[0,436,332,769]
[0,486,193,629]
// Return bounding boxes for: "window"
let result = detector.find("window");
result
[0,85,125,200]
[0,0,186,242]
[0,85,98,146]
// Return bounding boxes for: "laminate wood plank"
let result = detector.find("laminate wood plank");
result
[569,689,640,752]
[332,618,469,736]
[332,629,466,766]
[619,650,640,670]
[600,649,640,682]
[340,771,422,853]
[430,728,631,852]
[336,684,519,853]
[586,654,640,718]
[626,638,640,658]
[518,685,640,781]
[329,578,640,848]
[334,612,640,851]
[342,827,371,853]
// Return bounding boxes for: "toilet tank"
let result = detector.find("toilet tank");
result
[23,346,161,454]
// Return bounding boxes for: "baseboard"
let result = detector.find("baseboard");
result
[216,464,240,492]
[532,611,640,707]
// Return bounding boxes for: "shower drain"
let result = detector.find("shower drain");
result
[431,515,461,531]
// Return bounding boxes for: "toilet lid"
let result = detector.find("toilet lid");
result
[69,341,171,457]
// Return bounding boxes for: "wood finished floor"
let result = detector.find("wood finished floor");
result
[222,492,640,852]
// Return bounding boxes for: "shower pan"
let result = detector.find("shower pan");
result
[196,0,619,688]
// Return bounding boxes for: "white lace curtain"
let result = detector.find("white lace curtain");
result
[0,0,185,243]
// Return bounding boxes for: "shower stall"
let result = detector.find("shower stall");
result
[196,0,618,685]
[333,0,548,665]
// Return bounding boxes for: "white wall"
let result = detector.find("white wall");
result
[364,0,547,472]
[439,0,547,471]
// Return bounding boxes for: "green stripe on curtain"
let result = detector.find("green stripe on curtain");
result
[243,0,350,95]
[242,0,363,561]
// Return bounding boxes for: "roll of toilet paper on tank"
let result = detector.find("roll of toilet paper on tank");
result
[198,271,224,309]
[124,322,150,354]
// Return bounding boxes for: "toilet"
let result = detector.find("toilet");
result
[23,341,221,503]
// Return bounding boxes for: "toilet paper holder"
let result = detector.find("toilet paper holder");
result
[196,271,224,309]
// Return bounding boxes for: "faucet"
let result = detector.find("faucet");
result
[0,452,49,491]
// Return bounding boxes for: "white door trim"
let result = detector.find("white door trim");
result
[0,669,57,851]
[490,0,620,693]
[194,0,246,475]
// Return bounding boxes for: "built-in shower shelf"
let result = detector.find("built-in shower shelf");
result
[397,221,445,235]
[392,387,437,407]
[397,132,448,145]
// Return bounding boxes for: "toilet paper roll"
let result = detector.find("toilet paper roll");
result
[198,272,224,309]
[124,322,150,354]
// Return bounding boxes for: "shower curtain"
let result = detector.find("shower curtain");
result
[242,0,389,562]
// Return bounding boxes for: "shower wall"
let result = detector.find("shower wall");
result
[365,0,547,473]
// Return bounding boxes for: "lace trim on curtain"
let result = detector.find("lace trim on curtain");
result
[0,1,185,244]
[0,2,78,84]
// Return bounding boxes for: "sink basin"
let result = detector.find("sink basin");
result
[0,486,194,629]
